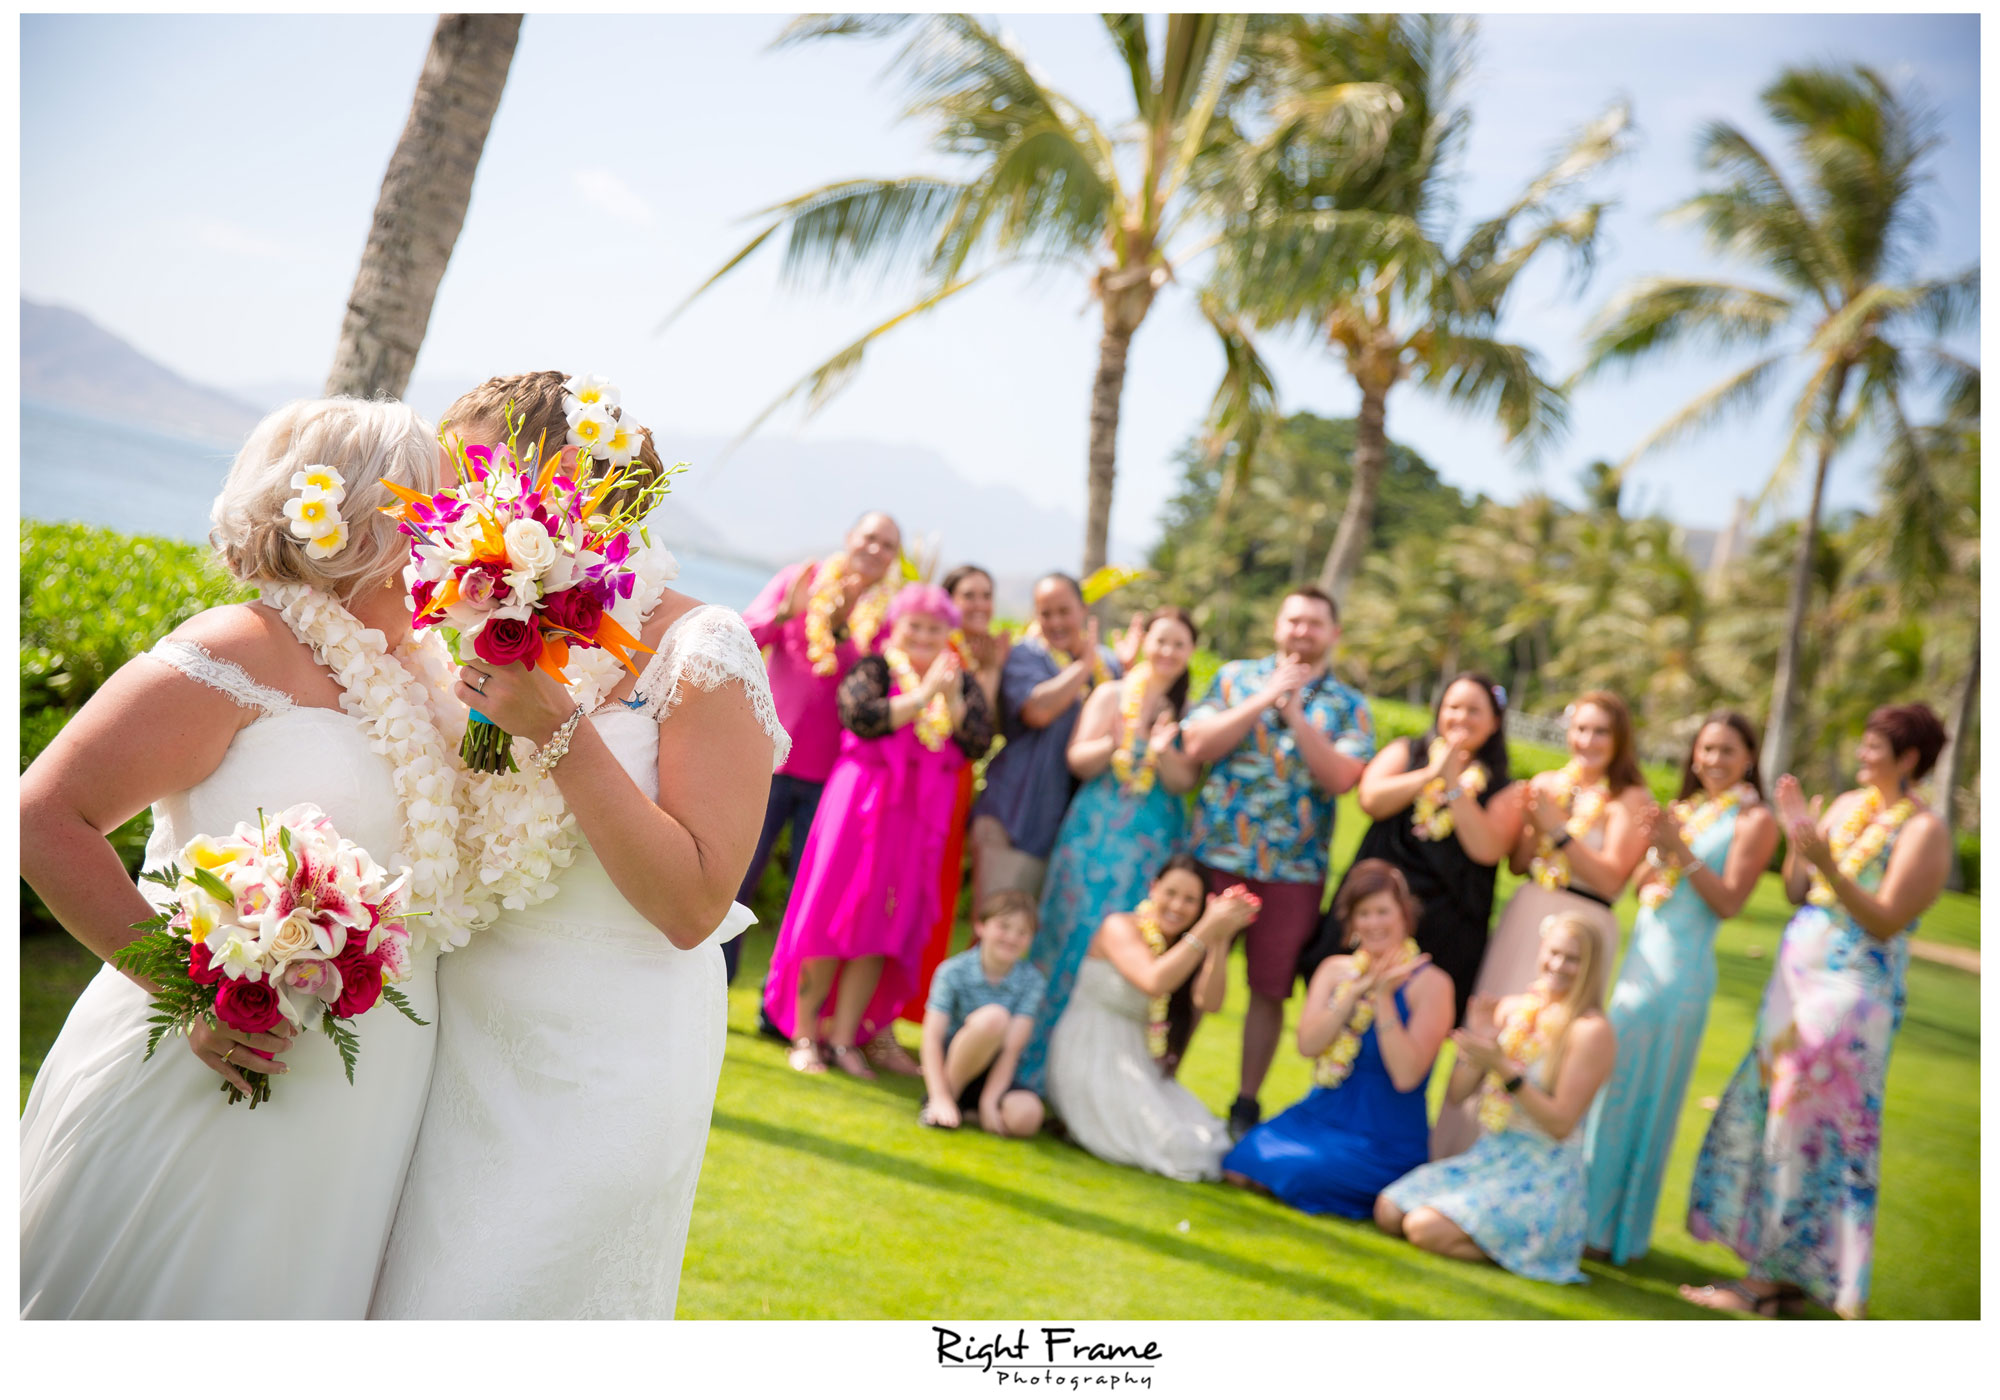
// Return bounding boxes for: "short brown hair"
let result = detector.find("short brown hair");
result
[1866,702,1948,781]
[1282,583,1339,625]
[1333,858,1420,944]
[444,370,668,517]
[975,889,1038,928]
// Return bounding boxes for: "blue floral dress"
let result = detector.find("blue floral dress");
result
[1581,802,1747,1263]
[1015,734,1185,1094]
[1221,981,1431,1218]
[1382,1055,1591,1283]
[1685,821,1917,1317]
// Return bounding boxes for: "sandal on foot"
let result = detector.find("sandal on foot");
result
[863,1030,922,1076]
[827,1043,876,1080]
[1679,1279,1783,1317]
[786,1037,826,1074]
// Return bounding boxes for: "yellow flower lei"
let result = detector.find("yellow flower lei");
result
[802,554,889,677]
[1528,760,1611,890]
[1035,623,1112,691]
[1808,788,1917,908]
[882,646,953,753]
[1477,988,1559,1132]
[1639,783,1755,909]
[1312,937,1422,1089]
[1134,900,1177,1059]
[1110,664,1161,796]
[1410,738,1488,841]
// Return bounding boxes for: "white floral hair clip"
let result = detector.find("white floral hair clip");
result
[284,464,349,559]
[562,373,645,468]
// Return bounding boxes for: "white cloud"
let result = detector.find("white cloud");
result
[573,167,655,227]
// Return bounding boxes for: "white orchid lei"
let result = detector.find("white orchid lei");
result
[451,542,682,924]
[262,583,479,951]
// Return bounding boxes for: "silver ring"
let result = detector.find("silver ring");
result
[469,673,488,696]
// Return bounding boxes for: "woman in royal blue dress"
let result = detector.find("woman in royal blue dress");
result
[1681,703,1953,1319]
[1223,860,1453,1216]
[1581,711,1777,1264]
[1016,607,1200,1092]
[1374,912,1616,1284]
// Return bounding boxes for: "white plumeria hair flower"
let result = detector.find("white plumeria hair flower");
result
[284,462,349,556]
[563,372,620,413]
[600,416,645,468]
[565,400,618,456]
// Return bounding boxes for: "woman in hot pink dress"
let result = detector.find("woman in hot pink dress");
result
[764,583,996,1077]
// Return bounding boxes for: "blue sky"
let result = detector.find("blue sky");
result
[19,10,1980,554]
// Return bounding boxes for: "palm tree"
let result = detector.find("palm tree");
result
[1576,64,1977,785]
[662,13,1397,575]
[326,14,522,400]
[1207,13,1627,605]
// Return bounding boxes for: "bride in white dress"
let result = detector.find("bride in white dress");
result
[20,398,473,1319]
[369,372,788,1320]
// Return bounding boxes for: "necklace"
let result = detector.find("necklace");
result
[1529,760,1610,890]
[1035,623,1112,691]
[1808,787,1917,908]
[261,584,475,952]
[803,554,889,676]
[1109,664,1161,795]
[1134,900,1176,1059]
[1312,937,1421,1089]
[1639,782,1755,909]
[1477,987,1559,1132]
[883,646,953,751]
[1410,738,1488,841]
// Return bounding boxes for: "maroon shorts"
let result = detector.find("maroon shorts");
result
[1200,866,1324,1001]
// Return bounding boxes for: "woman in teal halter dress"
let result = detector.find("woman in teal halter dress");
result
[1582,713,1778,1264]
[1682,704,1954,1320]
[1017,609,1200,1094]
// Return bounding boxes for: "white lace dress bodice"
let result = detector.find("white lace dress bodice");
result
[21,640,442,1319]
[370,604,786,1319]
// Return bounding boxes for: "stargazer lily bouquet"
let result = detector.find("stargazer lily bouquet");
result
[380,374,682,772]
[113,804,427,1109]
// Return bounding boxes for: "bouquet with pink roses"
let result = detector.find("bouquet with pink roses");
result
[380,377,680,772]
[114,804,427,1108]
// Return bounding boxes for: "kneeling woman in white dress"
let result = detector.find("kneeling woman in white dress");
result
[21,398,468,1318]
[1045,854,1260,1181]
[368,371,788,1320]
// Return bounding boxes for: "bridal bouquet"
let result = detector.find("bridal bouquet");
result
[114,804,427,1108]
[380,378,679,772]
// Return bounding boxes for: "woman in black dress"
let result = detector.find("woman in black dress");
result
[1302,674,1524,1026]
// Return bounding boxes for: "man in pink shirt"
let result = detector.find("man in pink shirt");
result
[731,510,903,983]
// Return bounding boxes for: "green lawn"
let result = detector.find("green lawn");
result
[20,797,1979,1319]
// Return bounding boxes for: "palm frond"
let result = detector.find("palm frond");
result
[1611,352,1790,467]
[1197,290,1280,511]
[1576,277,1795,379]
[1419,332,1568,454]
[1214,209,1446,331]
[1158,13,1248,212]
[1100,14,1153,121]
[1680,120,1841,297]
[939,118,1114,281]
[1455,101,1629,285]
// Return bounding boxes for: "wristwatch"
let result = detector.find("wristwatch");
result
[1440,785,1466,804]
[1502,1071,1525,1094]
[1552,831,1573,850]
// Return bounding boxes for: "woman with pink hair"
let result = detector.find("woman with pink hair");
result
[764,583,996,1077]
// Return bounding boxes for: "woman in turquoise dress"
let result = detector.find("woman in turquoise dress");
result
[1375,912,1616,1283]
[1582,712,1778,1263]
[1682,703,1953,1319]
[1224,861,1453,1217]
[1017,608,1200,1093]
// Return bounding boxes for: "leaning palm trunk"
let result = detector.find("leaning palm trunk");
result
[1318,382,1391,603]
[325,14,521,401]
[1083,268,1157,576]
[1762,369,1849,787]
[1938,645,1978,891]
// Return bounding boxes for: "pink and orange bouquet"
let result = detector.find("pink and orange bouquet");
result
[380,385,678,772]
[114,804,427,1109]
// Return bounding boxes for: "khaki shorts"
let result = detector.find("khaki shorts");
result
[970,815,1048,909]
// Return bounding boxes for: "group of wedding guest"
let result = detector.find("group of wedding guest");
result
[736,528,1953,1315]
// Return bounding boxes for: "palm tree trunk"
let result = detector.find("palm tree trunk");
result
[1317,380,1390,604]
[1762,368,1849,787]
[1938,643,1978,891]
[1083,307,1138,576]
[326,14,522,400]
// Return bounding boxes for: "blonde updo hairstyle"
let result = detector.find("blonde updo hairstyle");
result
[443,370,667,518]
[209,397,438,599]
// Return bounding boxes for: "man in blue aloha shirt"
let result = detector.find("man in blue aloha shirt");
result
[1181,585,1375,1139]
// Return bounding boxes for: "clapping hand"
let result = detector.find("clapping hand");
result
[1774,773,1812,831]
[1372,952,1432,998]
[1437,743,1471,787]
[1205,887,1262,939]
[921,648,962,700]
[1114,610,1147,670]
[1527,785,1566,838]
[1465,993,1499,1037]
[775,560,816,623]
[1147,710,1181,754]
[1790,794,1832,870]
[1263,656,1315,713]
[1449,1026,1506,1075]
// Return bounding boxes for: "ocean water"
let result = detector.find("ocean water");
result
[19,401,774,611]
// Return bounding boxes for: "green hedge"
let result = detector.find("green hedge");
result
[20,522,248,934]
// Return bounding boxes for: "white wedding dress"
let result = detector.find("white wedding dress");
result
[20,638,443,1319]
[1045,958,1230,1182]
[370,603,788,1319]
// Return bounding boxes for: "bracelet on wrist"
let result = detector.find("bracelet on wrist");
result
[1502,1069,1525,1094]
[532,704,587,776]
[1552,830,1573,849]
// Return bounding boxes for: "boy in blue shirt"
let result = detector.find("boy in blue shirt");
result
[919,890,1047,1136]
